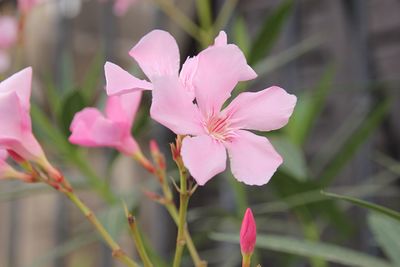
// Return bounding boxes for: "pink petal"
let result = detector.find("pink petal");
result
[213,31,227,46]
[0,149,7,160]
[226,130,282,186]
[104,62,152,96]
[113,0,137,16]
[179,56,198,99]
[0,92,43,160]
[105,91,142,127]
[181,135,227,185]
[0,16,18,50]
[69,108,138,155]
[0,67,32,110]
[129,30,180,81]
[223,86,297,131]
[150,76,204,135]
[193,45,256,116]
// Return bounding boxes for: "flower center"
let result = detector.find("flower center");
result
[204,115,234,141]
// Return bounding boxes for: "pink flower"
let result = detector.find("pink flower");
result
[0,16,18,73]
[0,68,58,177]
[122,30,296,185]
[69,89,142,156]
[18,0,40,13]
[0,16,18,50]
[113,0,137,16]
[240,208,257,255]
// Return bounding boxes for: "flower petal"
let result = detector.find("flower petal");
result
[150,76,204,135]
[213,31,227,46]
[69,107,139,155]
[0,67,32,110]
[0,92,43,159]
[179,56,197,99]
[129,30,180,81]
[193,45,256,116]
[181,135,227,185]
[104,62,152,95]
[0,16,18,49]
[223,86,297,131]
[105,91,142,127]
[226,130,282,186]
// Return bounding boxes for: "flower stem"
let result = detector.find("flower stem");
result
[64,191,139,267]
[151,0,209,47]
[162,180,207,267]
[124,204,154,267]
[242,253,252,267]
[172,160,190,267]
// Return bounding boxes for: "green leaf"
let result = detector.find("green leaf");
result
[248,0,294,65]
[319,98,390,186]
[210,233,394,267]
[368,212,400,266]
[269,136,308,181]
[284,66,335,145]
[80,52,104,103]
[322,191,400,221]
[57,90,87,137]
[232,17,250,57]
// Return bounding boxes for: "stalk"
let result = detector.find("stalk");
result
[64,191,139,267]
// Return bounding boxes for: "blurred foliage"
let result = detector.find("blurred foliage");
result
[1,0,398,267]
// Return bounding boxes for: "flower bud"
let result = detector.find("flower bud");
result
[240,208,257,255]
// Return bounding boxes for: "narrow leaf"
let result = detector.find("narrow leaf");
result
[322,191,400,221]
[211,233,394,267]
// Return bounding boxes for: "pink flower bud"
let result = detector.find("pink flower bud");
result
[240,208,257,255]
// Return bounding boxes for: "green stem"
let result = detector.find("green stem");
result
[172,161,190,267]
[64,191,139,267]
[151,0,208,46]
[126,214,153,267]
[214,0,240,34]
[162,180,206,267]
[242,253,252,267]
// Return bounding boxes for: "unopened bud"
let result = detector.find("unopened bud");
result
[149,139,166,170]
[240,208,257,256]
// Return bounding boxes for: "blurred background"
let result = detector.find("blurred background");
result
[0,0,399,266]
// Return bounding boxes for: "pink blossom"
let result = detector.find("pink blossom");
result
[113,0,137,16]
[0,16,18,73]
[125,30,296,185]
[240,208,257,255]
[0,68,58,177]
[69,89,142,156]
[0,16,18,50]
[18,0,40,13]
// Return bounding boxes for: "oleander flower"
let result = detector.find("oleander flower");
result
[0,67,59,178]
[18,0,40,13]
[106,30,296,185]
[0,150,10,178]
[240,208,257,256]
[69,90,142,156]
[148,31,296,186]
[113,0,137,16]
[0,16,18,73]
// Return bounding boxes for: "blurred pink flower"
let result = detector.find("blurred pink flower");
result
[0,68,58,178]
[0,16,18,73]
[69,90,142,156]
[240,208,256,255]
[0,16,18,50]
[131,30,296,186]
[18,0,40,13]
[113,0,137,16]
